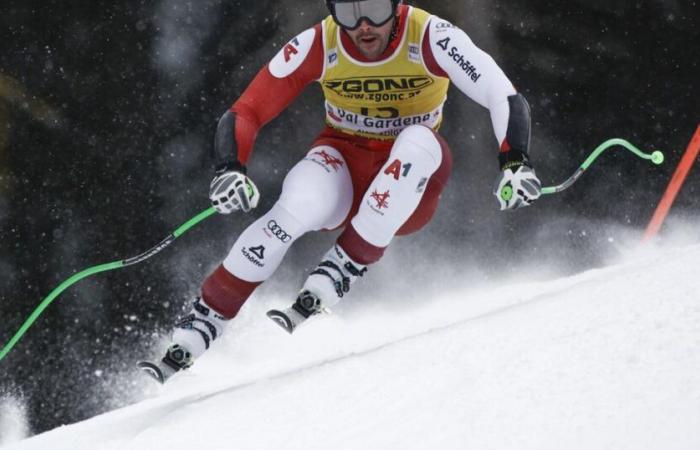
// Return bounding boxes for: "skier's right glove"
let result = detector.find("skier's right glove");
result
[209,162,260,214]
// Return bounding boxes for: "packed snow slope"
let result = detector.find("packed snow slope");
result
[3,242,700,450]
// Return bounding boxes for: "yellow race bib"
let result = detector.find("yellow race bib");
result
[320,6,449,141]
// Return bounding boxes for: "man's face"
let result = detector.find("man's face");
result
[345,17,395,60]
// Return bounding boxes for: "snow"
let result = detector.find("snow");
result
[3,241,700,450]
[0,396,29,446]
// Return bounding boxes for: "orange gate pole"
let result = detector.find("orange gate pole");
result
[643,124,700,241]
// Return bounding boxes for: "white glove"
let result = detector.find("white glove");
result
[493,165,542,211]
[209,170,260,214]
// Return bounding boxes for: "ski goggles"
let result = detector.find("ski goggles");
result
[329,0,398,31]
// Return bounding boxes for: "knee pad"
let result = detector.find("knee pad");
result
[278,146,353,231]
[392,125,443,171]
[350,127,446,248]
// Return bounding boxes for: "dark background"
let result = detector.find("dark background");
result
[0,0,697,437]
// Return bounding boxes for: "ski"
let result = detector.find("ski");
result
[137,344,193,384]
[267,291,327,334]
[266,308,301,334]
[137,360,169,384]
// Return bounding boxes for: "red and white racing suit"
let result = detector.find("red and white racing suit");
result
[195,5,521,325]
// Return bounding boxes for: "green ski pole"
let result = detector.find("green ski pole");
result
[541,138,664,195]
[0,207,217,362]
[1,139,662,362]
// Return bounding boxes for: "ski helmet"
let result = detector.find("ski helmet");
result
[326,0,402,30]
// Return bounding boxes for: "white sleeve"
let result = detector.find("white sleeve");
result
[426,17,517,144]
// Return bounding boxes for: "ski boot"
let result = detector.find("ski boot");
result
[267,290,326,334]
[267,244,366,334]
[138,297,227,383]
[138,344,193,384]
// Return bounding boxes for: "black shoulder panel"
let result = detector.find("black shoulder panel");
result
[498,93,532,170]
[506,93,531,155]
[213,110,241,172]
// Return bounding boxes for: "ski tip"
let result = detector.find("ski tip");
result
[137,361,166,384]
[266,309,295,334]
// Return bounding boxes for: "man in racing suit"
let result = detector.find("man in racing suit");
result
[139,0,542,383]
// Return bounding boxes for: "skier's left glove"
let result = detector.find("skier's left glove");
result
[493,158,542,211]
[209,161,260,214]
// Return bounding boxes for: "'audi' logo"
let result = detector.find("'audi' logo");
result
[267,220,292,243]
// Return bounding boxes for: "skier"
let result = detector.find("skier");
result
[139,0,541,383]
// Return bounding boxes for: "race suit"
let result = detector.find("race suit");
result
[199,5,525,319]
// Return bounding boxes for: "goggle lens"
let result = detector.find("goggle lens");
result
[332,0,395,30]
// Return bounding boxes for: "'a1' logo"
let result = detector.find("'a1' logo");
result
[384,159,413,180]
